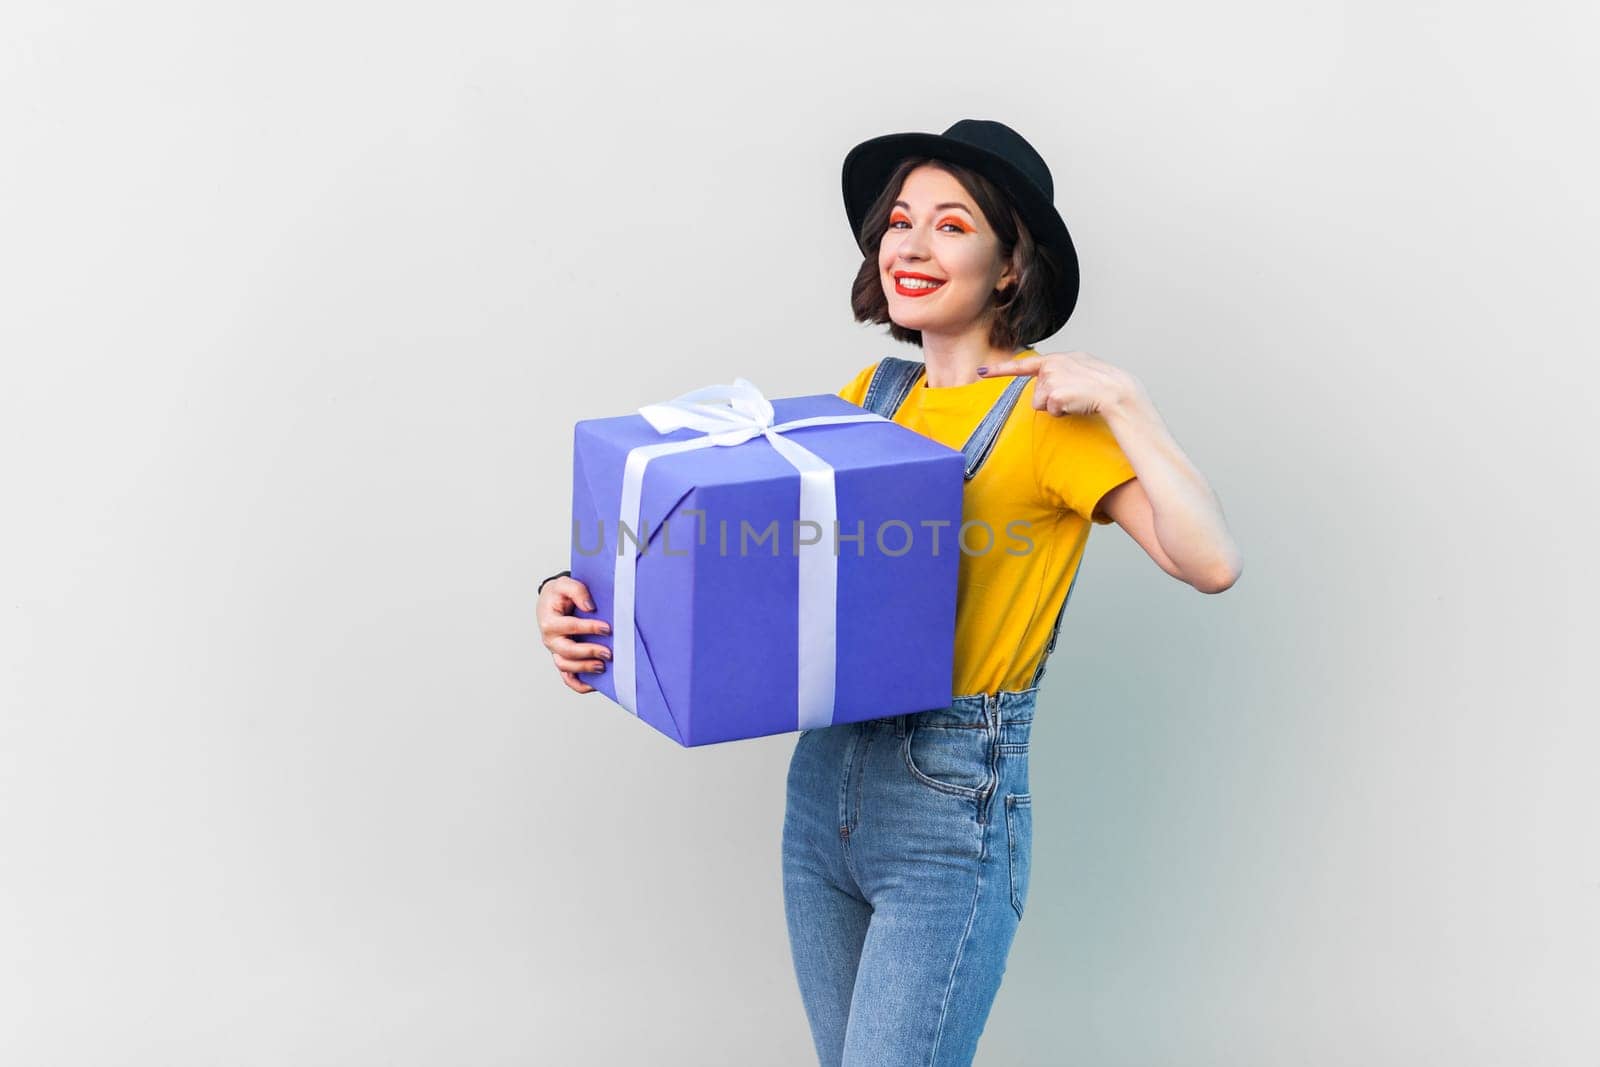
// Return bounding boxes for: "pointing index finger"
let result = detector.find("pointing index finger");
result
[977,355,1042,377]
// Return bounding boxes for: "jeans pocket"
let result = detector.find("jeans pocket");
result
[903,722,993,798]
[998,741,1030,796]
[1005,793,1032,920]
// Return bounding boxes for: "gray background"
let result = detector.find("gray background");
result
[2,1,1595,1064]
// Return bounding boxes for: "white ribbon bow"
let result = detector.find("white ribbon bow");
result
[613,378,890,731]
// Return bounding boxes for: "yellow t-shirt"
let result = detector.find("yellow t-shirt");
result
[837,349,1137,697]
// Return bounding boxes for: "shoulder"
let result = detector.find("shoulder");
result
[836,359,881,405]
[1027,398,1121,450]
[1027,401,1137,522]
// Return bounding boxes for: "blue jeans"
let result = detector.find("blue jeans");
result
[781,688,1036,1066]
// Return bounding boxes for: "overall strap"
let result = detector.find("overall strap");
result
[1028,564,1080,689]
[861,356,925,418]
[959,375,1029,482]
[860,356,1031,482]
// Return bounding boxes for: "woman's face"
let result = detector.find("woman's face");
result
[877,164,1014,336]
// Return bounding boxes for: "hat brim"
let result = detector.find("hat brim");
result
[841,131,1079,339]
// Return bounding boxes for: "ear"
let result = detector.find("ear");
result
[996,253,1019,294]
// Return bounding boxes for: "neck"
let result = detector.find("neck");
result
[918,323,1026,387]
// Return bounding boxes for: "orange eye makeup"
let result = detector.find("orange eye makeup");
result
[888,210,973,233]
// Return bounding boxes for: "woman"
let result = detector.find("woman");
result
[537,119,1241,1065]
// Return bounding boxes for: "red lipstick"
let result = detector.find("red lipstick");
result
[892,271,946,298]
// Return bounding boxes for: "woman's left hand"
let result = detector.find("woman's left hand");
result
[977,350,1143,417]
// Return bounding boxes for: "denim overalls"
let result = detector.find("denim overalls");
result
[782,357,1062,1066]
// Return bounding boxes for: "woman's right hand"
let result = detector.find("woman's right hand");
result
[538,574,612,694]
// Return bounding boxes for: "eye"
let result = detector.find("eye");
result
[888,216,970,233]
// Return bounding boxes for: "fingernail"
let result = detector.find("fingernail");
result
[976,366,988,376]
[598,622,611,634]
[599,647,612,659]
[584,600,595,611]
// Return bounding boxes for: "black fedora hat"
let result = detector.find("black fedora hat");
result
[841,118,1079,341]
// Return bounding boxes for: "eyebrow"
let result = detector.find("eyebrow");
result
[892,200,975,215]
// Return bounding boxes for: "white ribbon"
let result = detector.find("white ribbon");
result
[612,378,890,731]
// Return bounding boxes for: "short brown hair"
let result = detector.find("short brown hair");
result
[849,156,1068,350]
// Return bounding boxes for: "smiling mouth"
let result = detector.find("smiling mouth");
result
[893,276,946,297]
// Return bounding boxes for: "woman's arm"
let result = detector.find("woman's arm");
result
[1095,389,1242,593]
[980,350,1243,594]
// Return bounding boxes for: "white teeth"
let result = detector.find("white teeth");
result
[899,277,943,289]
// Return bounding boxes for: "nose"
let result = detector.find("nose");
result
[894,219,931,262]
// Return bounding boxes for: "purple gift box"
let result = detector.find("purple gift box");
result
[568,379,963,746]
